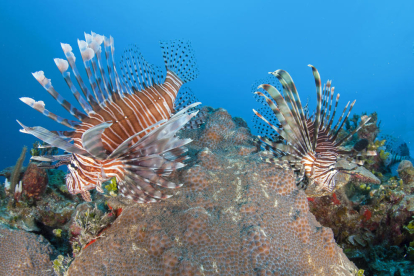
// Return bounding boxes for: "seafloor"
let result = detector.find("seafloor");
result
[0,106,413,275]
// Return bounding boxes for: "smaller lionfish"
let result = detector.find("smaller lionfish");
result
[18,32,201,203]
[253,65,375,192]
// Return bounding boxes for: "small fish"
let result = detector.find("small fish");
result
[18,32,201,203]
[253,65,376,192]
[353,139,369,152]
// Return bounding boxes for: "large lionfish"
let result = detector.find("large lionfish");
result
[17,32,201,203]
[253,65,375,192]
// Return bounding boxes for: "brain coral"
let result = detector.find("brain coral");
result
[67,108,358,275]
[0,226,57,275]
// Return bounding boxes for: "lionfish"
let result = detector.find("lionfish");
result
[253,65,375,192]
[17,32,201,203]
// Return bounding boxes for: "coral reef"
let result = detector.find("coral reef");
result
[3,106,414,275]
[66,108,357,275]
[0,226,57,275]
[22,163,48,200]
[398,160,414,184]
[187,107,252,151]
[69,203,116,257]
[308,166,414,275]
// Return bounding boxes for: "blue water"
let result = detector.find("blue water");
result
[0,0,413,171]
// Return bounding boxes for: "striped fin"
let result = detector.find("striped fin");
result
[254,92,305,154]
[81,122,112,159]
[108,120,166,159]
[335,116,371,146]
[17,120,90,156]
[258,84,301,139]
[19,97,80,129]
[252,106,280,139]
[118,178,158,203]
[320,81,331,128]
[257,136,302,159]
[77,39,106,108]
[160,40,199,83]
[31,154,71,162]
[32,71,87,121]
[116,105,197,202]
[326,93,340,132]
[84,32,112,102]
[88,32,114,102]
[130,110,197,153]
[332,100,356,140]
[308,65,322,151]
[104,36,127,99]
[61,43,101,112]
[253,109,283,137]
[120,45,164,91]
[324,86,335,129]
[124,173,170,199]
[271,69,312,152]
[54,58,94,115]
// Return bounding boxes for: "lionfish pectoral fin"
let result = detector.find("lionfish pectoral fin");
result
[17,120,90,156]
[129,104,200,152]
[96,185,104,193]
[80,190,92,202]
[117,107,197,203]
[108,120,167,159]
[81,122,112,159]
[173,88,206,129]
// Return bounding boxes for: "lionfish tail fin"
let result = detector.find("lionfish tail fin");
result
[160,40,199,84]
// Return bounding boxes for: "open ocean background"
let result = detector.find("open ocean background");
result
[0,0,413,173]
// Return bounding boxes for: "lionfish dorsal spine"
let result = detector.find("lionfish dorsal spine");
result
[55,58,94,116]
[31,71,87,123]
[19,97,80,129]
[61,42,101,112]
[278,70,311,150]
[308,65,322,151]
[323,86,335,129]
[319,80,331,129]
[78,39,107,109]
[269,70,312,153]
[332,100,356,141]
[325,92,340,132]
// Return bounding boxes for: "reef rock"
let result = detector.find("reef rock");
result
[398,160,414,184]
[0,226,57,275]
[67,108,358,276]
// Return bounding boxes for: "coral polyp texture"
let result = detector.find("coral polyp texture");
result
[67,108,357,275]
[0,226,57,275]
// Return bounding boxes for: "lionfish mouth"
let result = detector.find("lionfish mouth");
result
[253,65,376,192]
[17,32,202,203]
